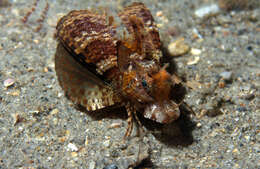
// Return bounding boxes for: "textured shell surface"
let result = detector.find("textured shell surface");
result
[55,2,182,124]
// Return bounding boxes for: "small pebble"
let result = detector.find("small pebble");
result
[190,48,202,55]
[236,107,247,112]
[256,133,260,141]
[3,78,15,87]
[8,90,20,96]
[232,148,239,154]
[196,123,202,128]
[109,122,122,128]
[52,118,58,125]
[192,28,203,39]
[246,46,253,51]
[88,161,96,169]
[168,38,190,57]
[187,56,200,65]
[217,15,232,25]
[103,164,118,169]
[218,79,225,88]
[186,80,202,89]
[194,4,220,18]
[67,143,78,152]
[156,11,163,17]
[58,92,63,97]
[244,135,250,141]
[103,140,111,148]
[13,113,25,126]
[219,71,232,81]
[156,23,164,28]
[50,108,59,115]
[243,93,255,100]
[44,67,49,73]
[71,152,78,157]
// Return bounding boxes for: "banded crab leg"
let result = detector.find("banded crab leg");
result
[124,103,134,139]
[124,103,145,139]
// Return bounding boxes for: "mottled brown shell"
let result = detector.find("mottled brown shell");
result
[56,10,118,75]
[118,2,161,60]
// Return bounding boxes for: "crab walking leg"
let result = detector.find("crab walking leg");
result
[124,103,134,138]
[132,107,145,136]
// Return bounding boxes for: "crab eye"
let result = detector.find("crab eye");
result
[141,80,148,88]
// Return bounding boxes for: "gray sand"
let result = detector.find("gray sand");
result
[0,0,259,168]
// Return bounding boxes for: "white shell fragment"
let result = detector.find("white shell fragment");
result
[190,48,202,55]
[67,143,78,152]
[168,38,190,57]
[3,78,15,87]
[187,56,200,65]
[195,4,220,18]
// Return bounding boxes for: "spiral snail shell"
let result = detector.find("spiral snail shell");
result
[55,2,184,137]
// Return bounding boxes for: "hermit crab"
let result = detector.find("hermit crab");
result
[55,2,191,137]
